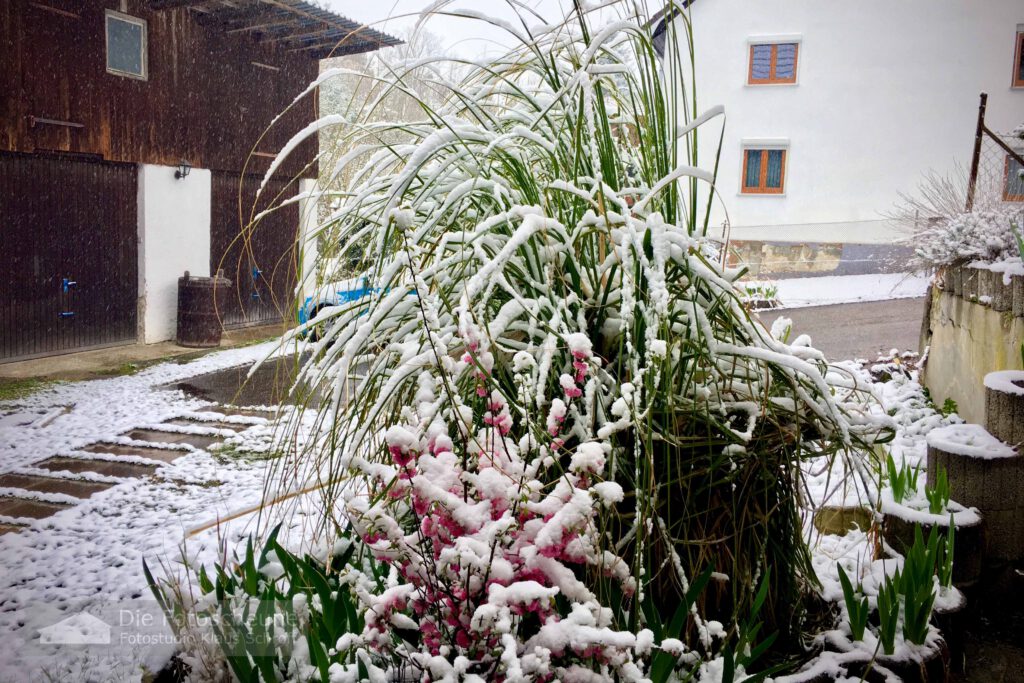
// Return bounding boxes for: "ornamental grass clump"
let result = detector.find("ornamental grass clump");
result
[264,2,887,677]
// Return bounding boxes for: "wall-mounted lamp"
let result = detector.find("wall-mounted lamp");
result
[174,159,192,180]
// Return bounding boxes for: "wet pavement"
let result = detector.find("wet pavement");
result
[166,353,320,407]
[760,297,926,361]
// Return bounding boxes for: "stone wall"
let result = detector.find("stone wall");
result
[921,264,1024,424]
[728,240,913,279]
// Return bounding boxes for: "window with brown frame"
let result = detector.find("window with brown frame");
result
[748,42,798,84]
[1013,31,1024,88]
[741,148,787,194]
[1004,154,1024,201]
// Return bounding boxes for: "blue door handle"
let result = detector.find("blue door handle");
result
[62,278,77,293]
[59,311,75,317]
[251,267,262,299]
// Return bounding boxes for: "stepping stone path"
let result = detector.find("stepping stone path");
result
[0,472,112,498]
[35,456,160,478]
[122,429,224,450]
[0,405,274,535]
[162,418,250,432]
[0,497,72,520]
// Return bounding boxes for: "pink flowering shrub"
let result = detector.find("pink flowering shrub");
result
[277,4,887,679]
[345,330,648,681]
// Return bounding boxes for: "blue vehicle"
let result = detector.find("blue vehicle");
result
[298,275,418,341]
[297,275,376,341]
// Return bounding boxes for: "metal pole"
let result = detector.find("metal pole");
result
[965,92,987,211]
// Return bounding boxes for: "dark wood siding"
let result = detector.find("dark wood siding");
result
[211,171,299,328]
[1,152,138,361]
[0,0,318,178]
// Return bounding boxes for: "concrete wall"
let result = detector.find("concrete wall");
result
[671,1,1024,242]
[923,288,1024,424]
[297,177,320,302]
[728,241,914,279]
[137,163,211,344]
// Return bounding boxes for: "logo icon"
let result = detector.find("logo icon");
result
[39,613,111,645]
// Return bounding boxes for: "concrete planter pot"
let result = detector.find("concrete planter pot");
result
[945,264,962,297]
[813,505,876,537]
[961,266,980,301]
[881,505,984,588]
[990,270,1013,312]
[931,590,967,674]
[984,370,1024,447]
[801,634,951,683]
[874,640,951,683]
[977,268,995,305]
[1012,273,1024,317]
[927,423,1023,562]
[879,486,984,587]
[823,639,951,683]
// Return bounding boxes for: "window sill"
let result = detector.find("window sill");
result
[106,68,148,81]
[738,192,787,198]
[745,82,798,88]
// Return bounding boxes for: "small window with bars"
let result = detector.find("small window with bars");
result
[742,148,787,194]
[1013,31,1024,88]
[1004,154,1024,201]
[748,42,799,85]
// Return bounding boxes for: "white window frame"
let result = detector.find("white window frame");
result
[105,9,148,81]
[739,139,790,197]
[745,34,802,87]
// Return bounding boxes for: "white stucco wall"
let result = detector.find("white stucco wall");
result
[297,177,320,302]
[671,1,1024,243]
[137,164,212,343]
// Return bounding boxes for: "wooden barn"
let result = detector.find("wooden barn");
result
[0,0,398,362]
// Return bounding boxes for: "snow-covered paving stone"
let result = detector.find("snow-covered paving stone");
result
[0,339,319,681]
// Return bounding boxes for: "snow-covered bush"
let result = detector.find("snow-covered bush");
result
[908,207,1023,270]
[215,2,890,679]
[893,124,1024,271]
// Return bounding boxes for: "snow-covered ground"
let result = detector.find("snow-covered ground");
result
[749,272,932,309]
[0,340,958,682]
[0,341,321,682]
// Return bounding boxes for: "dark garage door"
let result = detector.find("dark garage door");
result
[0,153,138,362]
[210,172,299,328]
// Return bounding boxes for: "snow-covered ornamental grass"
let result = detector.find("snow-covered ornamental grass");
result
[153,3,892,681]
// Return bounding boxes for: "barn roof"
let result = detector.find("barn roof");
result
[149,0,403,59]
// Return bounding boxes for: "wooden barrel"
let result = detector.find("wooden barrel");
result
[176,271,231,348]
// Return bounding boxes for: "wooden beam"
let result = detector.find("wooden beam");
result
[150,0,211,9]
[306,43,382,60]
[226,15,306,33]
[260,24,339,44]
[260,0,354,33]
[193,2,270,24]
[290,39,380,55]
[28,2,81,18]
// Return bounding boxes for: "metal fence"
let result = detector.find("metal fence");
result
[966,92,1024,211]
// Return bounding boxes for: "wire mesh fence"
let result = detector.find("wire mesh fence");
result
[971,131,1024,209]
[966,93,1024,211]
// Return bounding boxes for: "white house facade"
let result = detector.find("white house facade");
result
[660,1,1024,253]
